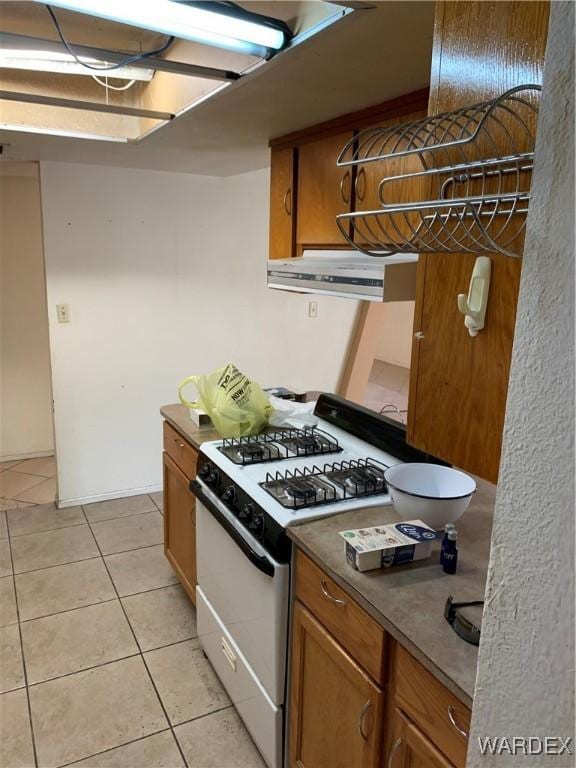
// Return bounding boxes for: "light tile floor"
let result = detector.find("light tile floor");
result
[363,360,410,423]
[0,493,265,768]
[0,457,57,511]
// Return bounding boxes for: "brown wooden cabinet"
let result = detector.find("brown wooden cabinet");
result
[394,645,470,767]
[163,428,198,605]
[269,146,296,260]
[388,709,455,768]
[296,130,355,249]
[288,549,471,768]
[289,600,384,768]
[406,0,550,482]
[267,90,429,260]
[352,110,426,247]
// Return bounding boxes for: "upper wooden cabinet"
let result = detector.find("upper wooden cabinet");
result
[407,0,550,482]
[289,601,384,768]
[351,109,426,248]
[269,147,296,260]
[296,131,354,249]
[267,89,430,260]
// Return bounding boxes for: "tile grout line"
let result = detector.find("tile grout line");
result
[12,553,102,578]
[27,651,141,689]
[148,492,163,515]
[11,537,165,578]
[57,727,174,768]
[5,530,40,768]
[25,635,200,689]
[56,706,236,768]
[17,577,182,624]
[81,505,191,768]
[83,505,160,525]
[8,521,90,540]
[7,503,160,541]
[5,475,56,504]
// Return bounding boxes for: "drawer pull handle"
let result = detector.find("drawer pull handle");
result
[221,637,237,671]
[340,171,351,204]
[355,167,366,202]
[320,578,346,606]
[358,700,371,740]
[448,705,469,739]
[388,737,402,767]
[174,438,185,448]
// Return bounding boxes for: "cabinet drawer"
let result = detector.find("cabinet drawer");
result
[163,421,198,479]
[295,550,386,683]
[395,644,471,767]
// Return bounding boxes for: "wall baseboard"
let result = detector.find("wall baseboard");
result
[0,450,55,463]
[58,483,163,509]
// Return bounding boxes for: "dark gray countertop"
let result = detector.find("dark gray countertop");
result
[287,478,496,707]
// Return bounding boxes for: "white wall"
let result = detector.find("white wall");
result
[373,301,414,368]
[469,3,574,763]
[0,163,54,461]
[40,162,359,505]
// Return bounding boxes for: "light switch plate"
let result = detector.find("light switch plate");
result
[307,301,318,319]
[56,304,70,323]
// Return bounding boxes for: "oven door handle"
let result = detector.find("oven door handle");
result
[190,480,275,578]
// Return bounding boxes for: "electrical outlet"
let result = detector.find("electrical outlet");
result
[56,304,70,323]
[307,301,318,319]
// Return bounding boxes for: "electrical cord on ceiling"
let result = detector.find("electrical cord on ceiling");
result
[46,5,175,72]
[91,75,136,90]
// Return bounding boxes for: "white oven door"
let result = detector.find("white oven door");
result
[194,483,289,707]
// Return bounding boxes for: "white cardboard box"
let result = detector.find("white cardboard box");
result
[189,408,213,428]
[339,520,438,572]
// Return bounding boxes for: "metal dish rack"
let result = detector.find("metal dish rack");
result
[336,85,541,258]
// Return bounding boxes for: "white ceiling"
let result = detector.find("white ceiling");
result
[0,2,435,176]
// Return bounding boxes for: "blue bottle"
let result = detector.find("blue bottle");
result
[442,530,458,574]
[439,523,455,568]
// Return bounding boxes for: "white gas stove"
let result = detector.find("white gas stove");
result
[189,394,439,768]
[199,418,400,527]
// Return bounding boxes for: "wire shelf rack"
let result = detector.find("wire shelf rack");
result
[336,84,541,258]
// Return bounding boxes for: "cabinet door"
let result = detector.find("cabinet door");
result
[353,110,426,249]
[289,601,383,768]
[269,146,296,260]
[163,451,197,604]
[296,131,354,248]
[388,710,454,768]
[407,0,549,482]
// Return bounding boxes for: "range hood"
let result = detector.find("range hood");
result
[267,250,418,301]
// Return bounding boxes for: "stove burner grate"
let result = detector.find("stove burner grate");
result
[259,458,389,509]
[218,427,342,465]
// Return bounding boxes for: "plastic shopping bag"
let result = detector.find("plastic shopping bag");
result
[178,363,272,438]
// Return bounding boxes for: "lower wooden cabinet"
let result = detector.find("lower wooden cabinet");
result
[163,451,197,604]
[388,709,454,768]
[394,645,470,767]
[289,600,384,768]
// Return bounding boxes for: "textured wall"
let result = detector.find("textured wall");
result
[469,3,575,765]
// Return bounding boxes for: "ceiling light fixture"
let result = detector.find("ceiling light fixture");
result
[35,0,290,59]
[0,49,154,80]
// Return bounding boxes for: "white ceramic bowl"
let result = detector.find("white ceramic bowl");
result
[384,463,476,530]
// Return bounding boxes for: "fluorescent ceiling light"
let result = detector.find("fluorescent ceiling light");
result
[37,0,287,58]
[0,49,153,80]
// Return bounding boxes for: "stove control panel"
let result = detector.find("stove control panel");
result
[194,453,291,563]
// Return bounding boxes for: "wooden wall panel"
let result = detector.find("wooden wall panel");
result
[407,1,550,482]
